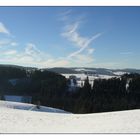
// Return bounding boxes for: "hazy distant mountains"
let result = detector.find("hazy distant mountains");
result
[0,64,140,76]
[47,67,140,76]
[0,64,36,71]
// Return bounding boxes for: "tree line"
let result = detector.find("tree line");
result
[0,66,140,114]
[43,73,140,114]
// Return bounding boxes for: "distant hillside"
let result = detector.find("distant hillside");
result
[47,67,140,76]
[47,67,79,74]
[0,64,140,76]
[0,64,36,71]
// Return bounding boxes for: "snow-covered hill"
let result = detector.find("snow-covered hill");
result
[48,67,140,76]
[0,100,68,114]
[0,100,140,133]
[62,73,117,88]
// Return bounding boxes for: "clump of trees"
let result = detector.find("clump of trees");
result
[0,66,68,110]
[56,73,140,114]
[0,92,4,100]
[72,73,140,113]
[30,70,67,109]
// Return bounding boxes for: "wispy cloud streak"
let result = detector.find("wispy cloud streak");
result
[0,22,10,35]
[68,33,101,58]
[62,22,102,58]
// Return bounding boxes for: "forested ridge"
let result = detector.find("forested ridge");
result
[0,65,140,114]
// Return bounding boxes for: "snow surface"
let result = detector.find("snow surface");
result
[0,100,140,133]
[62,74,117,87]
[62,73,116,80]
[113,71,128,76]
[74,68,96,72]
[0,100,68,113]
[62,74,86,80]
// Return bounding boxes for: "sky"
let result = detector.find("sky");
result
[0,6,140,69]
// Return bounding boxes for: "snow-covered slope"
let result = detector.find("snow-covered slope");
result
[0,100,140,133]
[62,73,116,80]
[0,100,68,113]
[113,71,128,76]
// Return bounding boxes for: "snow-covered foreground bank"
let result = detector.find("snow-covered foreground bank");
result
[0,100,68,114]
[0,101,140,133]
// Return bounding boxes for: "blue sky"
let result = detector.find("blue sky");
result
[0,6,140,69]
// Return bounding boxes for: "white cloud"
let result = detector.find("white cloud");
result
[3,50,17,55]
[0,19,100,68]
[11,42,18,47]
[75,54,94,64]
[87,48,94,54]
[0,39,11,47]
[25,43,41,56]
[0,55,70,68]
[36,59,70,68]
[64,53,94,67]
[62,22,86,48]
[50,59,69,67]
[0,41,95,68]
[61,9,72,16]
[67,33,100,58]
[59,9,72,21]
[62,22,102,58]
[0,42,70,68]
[0,39,18,48]
[0,22,10,35]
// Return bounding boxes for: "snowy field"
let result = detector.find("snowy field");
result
[0,100,140,133]
[62,73,118,87]
[0,100,68,113]
[61,73,117,80]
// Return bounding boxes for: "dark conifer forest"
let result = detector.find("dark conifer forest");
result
[0,65,140,114]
